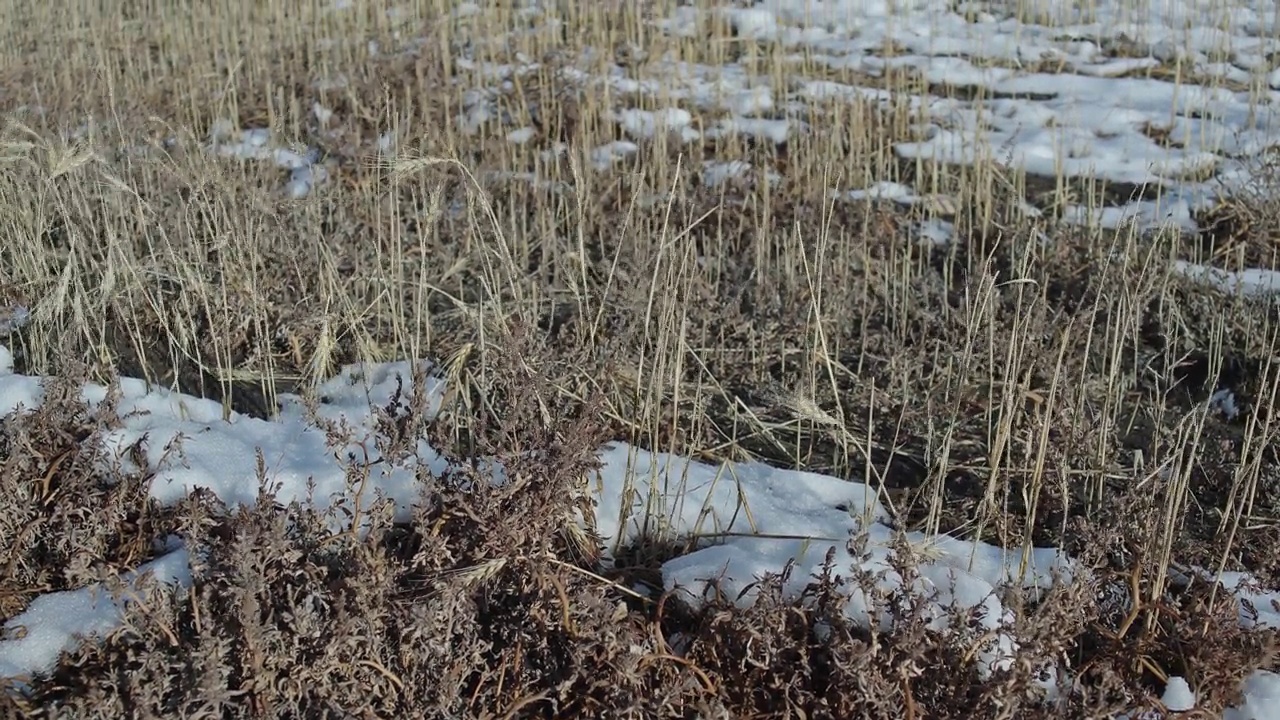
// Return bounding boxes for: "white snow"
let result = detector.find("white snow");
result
[701,160,782,188]
[207,121,329,199]
[0,544,191,682]
[507,126,537,144]
[1228,672,1280,720]
[1173,261,1280,299]
[1162,676,1196,712]
[614,108,697,141]
[0,304,29,337]
[722,8,779,40]
[1210,388,1242,421]
[452,0,1280,236]
[720,87,773,117]
[1061,198,1198,234]
[915,218,956,246]
[841,181,919,203]
[706,116,797,145]
[701,160,750,188]
[590,140,639,171]
[836,182,960,219]
[312,102,334,126]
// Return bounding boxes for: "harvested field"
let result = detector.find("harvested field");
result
[3,0,1280,717]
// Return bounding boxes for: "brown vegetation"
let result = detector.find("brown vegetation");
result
[3,0,1280,717]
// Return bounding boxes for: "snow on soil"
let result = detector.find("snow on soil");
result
[207,119,330,199]
[1162,676,1196,713]
[0,350,1278,715]
[433,0,1280,274]
[213,0,1280,292]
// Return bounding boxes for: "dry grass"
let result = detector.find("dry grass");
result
[3,0,1280,716]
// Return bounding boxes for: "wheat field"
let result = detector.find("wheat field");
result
[3,0,1280,716]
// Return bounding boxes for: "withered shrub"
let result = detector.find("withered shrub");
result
[2,333,1278,719]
